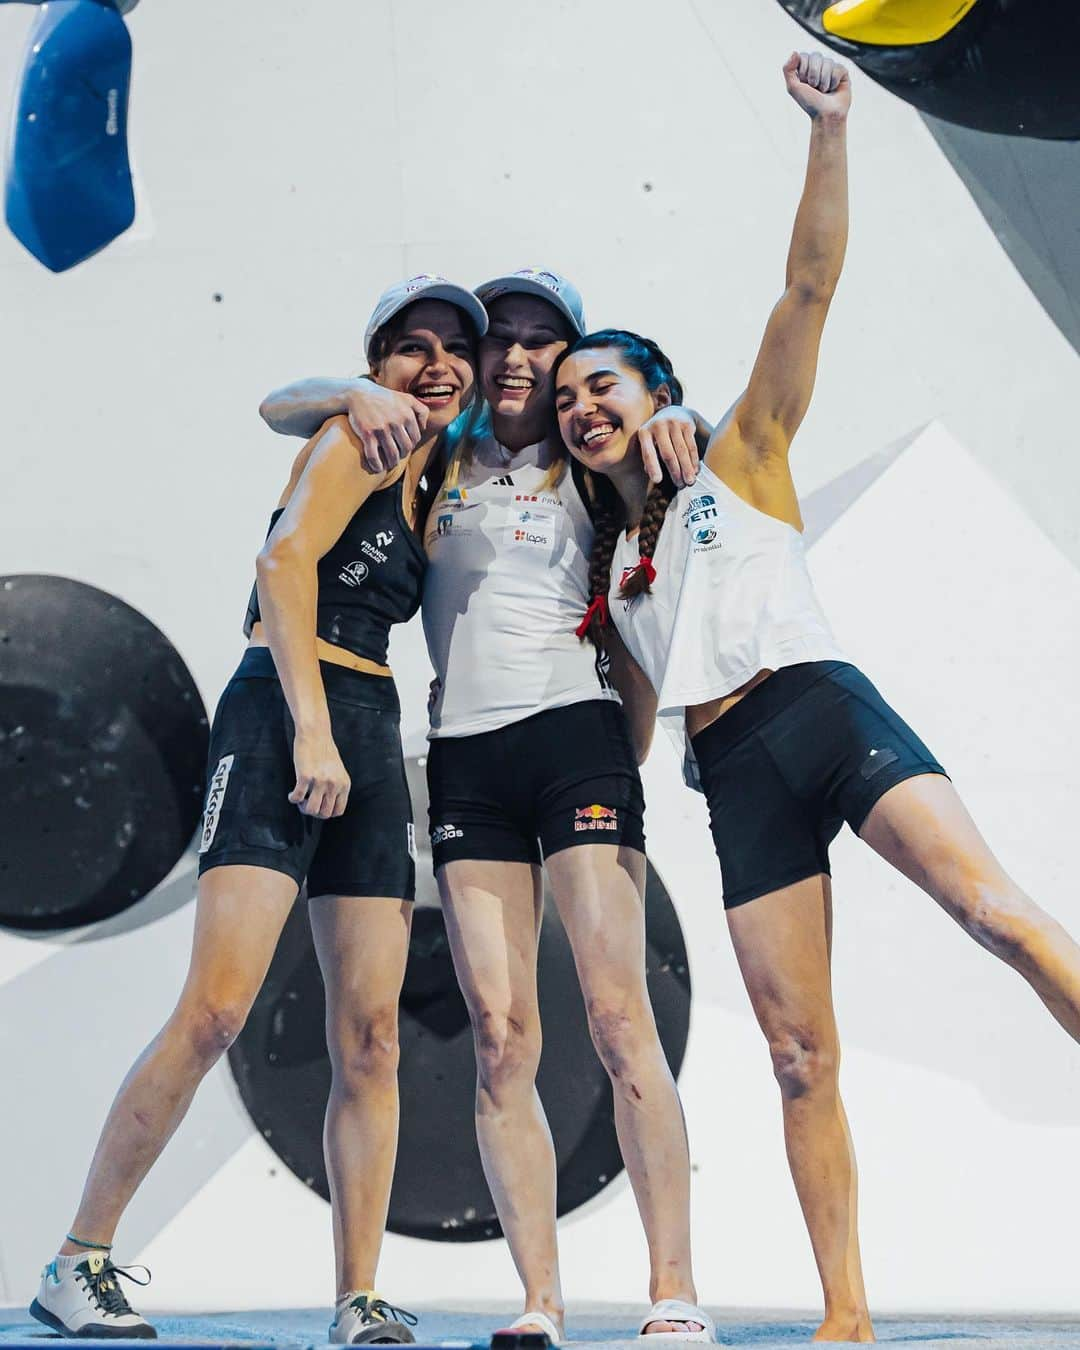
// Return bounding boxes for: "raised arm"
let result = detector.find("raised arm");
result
[255,416,392,818]
[706,52,850,478]
[260,375,429,474]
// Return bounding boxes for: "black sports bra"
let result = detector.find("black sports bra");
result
[244,473,426,666]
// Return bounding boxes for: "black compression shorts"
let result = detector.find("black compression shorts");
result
[691,661,948,909]
[426,699,645,869]
[197,647,415,900]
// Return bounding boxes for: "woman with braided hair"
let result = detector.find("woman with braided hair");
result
[555,50,1080,1343]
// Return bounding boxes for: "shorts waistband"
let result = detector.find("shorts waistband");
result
[232,645,400,713]
[691,660,852,758]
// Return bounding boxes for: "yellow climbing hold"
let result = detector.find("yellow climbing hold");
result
[822,0,980,45]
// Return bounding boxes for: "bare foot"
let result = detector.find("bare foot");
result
[642,1320,706,1336]
[812,1311,875,1343]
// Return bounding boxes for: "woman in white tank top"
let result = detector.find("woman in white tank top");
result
[555,52,1080,1344]
[259,278,713,1342]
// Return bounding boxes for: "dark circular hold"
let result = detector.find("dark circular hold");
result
[229,755,692,1241]
[0,575,208,931]
[776,0,1080,138]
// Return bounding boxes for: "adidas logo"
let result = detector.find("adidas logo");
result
[494,475,515,486]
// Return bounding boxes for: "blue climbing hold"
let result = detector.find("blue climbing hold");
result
[5,0,134,272]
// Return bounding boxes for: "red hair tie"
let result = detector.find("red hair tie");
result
[637,555,657,585]
[576,594,609,638]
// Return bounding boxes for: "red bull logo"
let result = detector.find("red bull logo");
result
[574,804,618,832]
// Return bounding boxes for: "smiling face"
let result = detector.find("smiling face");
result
[371,299,477,432]
[555,346,671,478]
[479,294,574,437]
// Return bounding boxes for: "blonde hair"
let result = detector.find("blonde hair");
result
[442,403,568,496]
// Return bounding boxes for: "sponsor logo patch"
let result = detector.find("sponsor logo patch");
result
[574,804,619,833]
[431,823,464,845]
[340,560,369,587]
[199,754,234,854]
[682,492,718,527]
[405,272,448,293]
[436,514,454,536]
[509,503,556,549]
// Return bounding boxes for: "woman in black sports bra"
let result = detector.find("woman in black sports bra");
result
[32,277,485,1346]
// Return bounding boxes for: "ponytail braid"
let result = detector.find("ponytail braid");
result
[619,476,677,603]
[563,329,684,642]
[576,468,621,647]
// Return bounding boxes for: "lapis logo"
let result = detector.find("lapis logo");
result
[694,527,717,546]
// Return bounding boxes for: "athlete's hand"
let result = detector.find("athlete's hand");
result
[427,676,442,717]
[638,406,699,488]
[345,379,430,474]
[784,51,851,121]
[289,731,351,819]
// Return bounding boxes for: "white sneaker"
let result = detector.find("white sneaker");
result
[329,1292,417,1345]
[30,1250,156,1339]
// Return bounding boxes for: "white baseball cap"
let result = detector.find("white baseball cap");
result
[474,267,587,337]
[364,273,489,361]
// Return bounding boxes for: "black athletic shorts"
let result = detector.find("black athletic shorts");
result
[426,699,646,869]
[691,661,948,909]
[197,647,415,900]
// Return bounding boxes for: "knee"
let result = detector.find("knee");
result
[768,1029,838,1101]
[329,1003,400,1095]
[472,1005,540,1099]
[587,997,648,1083]
[178,997,250,1064]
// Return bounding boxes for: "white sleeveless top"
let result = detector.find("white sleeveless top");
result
[423,436,619,738]
[609,461,842,786]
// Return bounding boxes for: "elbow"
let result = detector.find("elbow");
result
[634,725,656,766]
[258,394,282,430]
[256,538,300,584]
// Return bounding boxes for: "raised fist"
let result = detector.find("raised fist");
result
[783,51,851,120]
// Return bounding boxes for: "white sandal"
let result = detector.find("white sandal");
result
[491,1311,562,1347]
[638,1299,716,1342]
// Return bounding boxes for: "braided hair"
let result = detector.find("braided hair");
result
[565,330,684,648]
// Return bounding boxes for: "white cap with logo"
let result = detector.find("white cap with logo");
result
[474,267,587,338]
[364,274,490,361]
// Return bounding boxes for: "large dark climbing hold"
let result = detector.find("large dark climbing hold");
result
[776,0,1080,138]
[0,575,208,931]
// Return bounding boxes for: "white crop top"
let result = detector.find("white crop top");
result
[423,436,619,738]
[610,461,843,786]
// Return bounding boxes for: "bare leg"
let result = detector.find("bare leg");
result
[310,894,412,1299]
[545,845,699,1332]
[438,860,563,1336]
[727,876,873,1343]
[60,866,298,1254]
[860,774,1080,1041]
